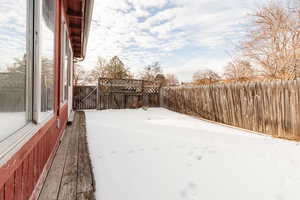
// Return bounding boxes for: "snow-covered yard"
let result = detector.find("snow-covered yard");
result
[86,108,300,200]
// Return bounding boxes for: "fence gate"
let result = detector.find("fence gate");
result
[97,78,160,110]
[73,86,97,110]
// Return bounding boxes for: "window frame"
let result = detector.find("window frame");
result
[0,0,48,164]
[33,0,56,123]
[60,14,69,106]
[0,0,34,140]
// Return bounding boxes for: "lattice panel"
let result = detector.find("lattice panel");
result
[98,78,160,95]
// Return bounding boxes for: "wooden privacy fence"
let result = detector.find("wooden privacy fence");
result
[73,78,161,110]
[0,72,25,112]
[161,80,300,140]
[73,86,98,110]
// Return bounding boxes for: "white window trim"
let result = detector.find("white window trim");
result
[0,114,54,167]
[26,0,34,122]
[33,0,56,123]
[60,16,69,106]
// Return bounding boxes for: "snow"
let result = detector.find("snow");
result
[86,108,300,200]
[0,112,26,142]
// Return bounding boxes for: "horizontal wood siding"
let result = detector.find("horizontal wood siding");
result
[0,105,68,200]
[162,80,300,140]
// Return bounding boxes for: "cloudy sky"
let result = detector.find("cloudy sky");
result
[0,0,292,81]
[81,0,287,81]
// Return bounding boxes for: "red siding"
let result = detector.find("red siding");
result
[4,176,14,200]
[0,186,4,200]
[0,0,70,199]
[14,164,23,200]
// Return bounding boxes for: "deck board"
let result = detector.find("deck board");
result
[38,112,95,200]
[76,113,95,200]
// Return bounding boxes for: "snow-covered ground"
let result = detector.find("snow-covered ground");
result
[0,112,26,142]
[86,108,300,200]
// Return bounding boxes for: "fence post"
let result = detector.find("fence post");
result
[159,87,164,108]
[96,78,100,110]
[141,80,145,106]
[96,85,99,110]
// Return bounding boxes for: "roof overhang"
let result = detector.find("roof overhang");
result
[64,0,94,60]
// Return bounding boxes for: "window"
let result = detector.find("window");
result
[0,0,31,142]
[66,38,73,88]
[64,36,69,101]
[39,0,55,118]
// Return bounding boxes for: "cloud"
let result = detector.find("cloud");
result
[164,57,231,82]
[81,0,288,81]
[0,0,27,69]
[128,0,169,9]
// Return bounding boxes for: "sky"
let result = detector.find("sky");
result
[80,0,284,82]
[0,0,292,81]
[0,0,27,71]
[0,0,55,71]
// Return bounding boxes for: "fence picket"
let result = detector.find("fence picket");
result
[162,80,300,140]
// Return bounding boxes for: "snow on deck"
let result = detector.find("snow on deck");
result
[86,108,300,200]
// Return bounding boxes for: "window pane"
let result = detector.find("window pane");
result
[0,0,28,141]
[40,0,55,115]
[64,36,68,101]
[60,25,67,103]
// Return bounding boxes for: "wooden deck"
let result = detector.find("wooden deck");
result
[37,111,95,200]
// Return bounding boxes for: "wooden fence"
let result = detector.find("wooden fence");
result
[0,72,25,112]
[73,86,98,110]
[161,80,300,140]
[73,78,160,110]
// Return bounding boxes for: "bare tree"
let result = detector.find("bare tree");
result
[6,54,27,73]
[192,69,220,85]
[155,74,167,87]
[224,58,255,81]
[242,2,300,80]
[85,57,107,84]
[105,56,131,79]
[74,63,86,85]
[86,56,132,84]
[139,62,162,81]
[165,74,179,86]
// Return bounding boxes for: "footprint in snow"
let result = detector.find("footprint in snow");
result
[128,150,135,154]
[186,163,193,167]
[153,147,160,151]
[179,181,198,199]
[196,155,202,161]
[188,181,197,189]
[275,194,284,200]
[111,150,117,155]
[179,190,187,198]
